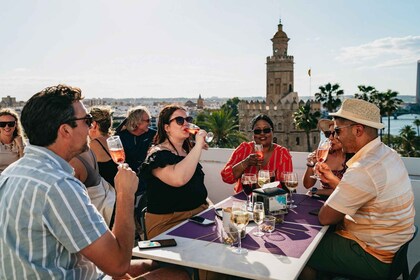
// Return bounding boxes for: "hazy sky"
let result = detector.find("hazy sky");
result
[1,0,419,101]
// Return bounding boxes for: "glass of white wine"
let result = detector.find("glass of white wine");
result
[257,170,270,188]
[230,201,250,254]
[284,172,298,209]
[252,202,265,237]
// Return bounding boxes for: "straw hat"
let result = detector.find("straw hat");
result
[329,99,385,129]
[317,119,333,132]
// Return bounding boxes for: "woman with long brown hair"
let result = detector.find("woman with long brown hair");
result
[140,104,211,239]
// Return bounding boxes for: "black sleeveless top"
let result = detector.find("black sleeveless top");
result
[140,149,208,214]
[94,139,118,187]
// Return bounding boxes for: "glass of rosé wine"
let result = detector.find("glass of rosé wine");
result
[310,138,331,180]
[254,144,263,161]
[185,123,214,143]
[106,135,126,166]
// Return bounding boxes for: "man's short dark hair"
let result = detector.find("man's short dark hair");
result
[21,84,83,147]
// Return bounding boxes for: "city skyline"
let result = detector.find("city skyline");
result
[1,0,419,101]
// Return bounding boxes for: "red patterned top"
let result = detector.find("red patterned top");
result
[221,142,293,193]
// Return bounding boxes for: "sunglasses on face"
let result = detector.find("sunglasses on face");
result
[67,114,93,127]
[334,124,356,136]
[323,130,335,138]
[169,116,193,126]
[0,121,16,128]
[253,127,272,135]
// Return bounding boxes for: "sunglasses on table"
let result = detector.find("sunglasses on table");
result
[253,128,272,135]
[169,116,193,126]
[0,121,16,128]
[66,114,93,127]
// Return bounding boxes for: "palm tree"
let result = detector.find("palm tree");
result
[197,109,247,148]
[293,101,321,152]
[397,125,417,157]
[382,90,403,145]
[354,85,378,102]
[314,83,344,113]
[221,97,240,124]
[413,118,420,136]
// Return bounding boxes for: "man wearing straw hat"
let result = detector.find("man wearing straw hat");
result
[300,99,415,280]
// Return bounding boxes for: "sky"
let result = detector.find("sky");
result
[1,0,419,101]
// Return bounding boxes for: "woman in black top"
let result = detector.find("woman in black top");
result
[88,106,118,187]
[140,105,211,239]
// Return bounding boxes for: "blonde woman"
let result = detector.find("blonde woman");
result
[0,108,25,173]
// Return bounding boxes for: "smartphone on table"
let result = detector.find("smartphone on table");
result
[138,238,177,250]
[189,216,215,226]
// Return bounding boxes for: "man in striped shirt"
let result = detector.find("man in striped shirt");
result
[301,99,415,280]
[0,85,188,279]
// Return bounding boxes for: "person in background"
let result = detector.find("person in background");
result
[300,99,415,280]
[221,114,293,193]
[140,105,211,239]
[303,119,353,197]
[89,106,118,187]
[0,84,189,279]
[0,108,25,174]
[70,148,116,227]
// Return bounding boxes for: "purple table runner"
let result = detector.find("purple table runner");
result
[167,194,325,258]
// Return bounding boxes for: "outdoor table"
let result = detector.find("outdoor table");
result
[132,193,329,280]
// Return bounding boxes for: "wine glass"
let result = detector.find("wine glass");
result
[241,173,257,210]
[269,170,276,183]
[230,201,250,254]
[310,138,331,180]
[284,172,298,209]
[257,170,270,188]
[252,202,265,237]
[106,135,126,166]
[254,144,263,160]
[185,123,214,143]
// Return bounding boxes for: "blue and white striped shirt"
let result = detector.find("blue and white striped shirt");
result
[0,145,108,279]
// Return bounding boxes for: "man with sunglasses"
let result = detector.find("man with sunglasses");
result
[0,85,188,279]
[300,99,415,280]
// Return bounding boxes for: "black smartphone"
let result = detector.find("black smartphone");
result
[138,239,177,250]
[189,216,215,225]
[309,208,320,216]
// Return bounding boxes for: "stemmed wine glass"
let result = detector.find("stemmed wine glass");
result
[310,138,331,180]
[241,173,257,210]
[185,123,214,143]
[284,172,298,209]
[106,135,126,166]
[230,201,250,254]
[252,202,265,237]
[257,170,270,188]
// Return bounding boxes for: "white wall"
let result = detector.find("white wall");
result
[200,148,420,271]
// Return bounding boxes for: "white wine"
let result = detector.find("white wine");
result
[231,210,250,230]
[253,209,264,224]
[286,181,298,192]
[258,178,269,188]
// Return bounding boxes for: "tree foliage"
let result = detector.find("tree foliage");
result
[293,102,321,152]
[314,83,344,113]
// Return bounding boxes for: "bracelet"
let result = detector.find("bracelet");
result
[306,163,315,168]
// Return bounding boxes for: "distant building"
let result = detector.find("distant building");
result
[238,20,320,152]
[417,60,420,105]
[1,96,18,108]
[184,100,196,107]
[197,94,204,109]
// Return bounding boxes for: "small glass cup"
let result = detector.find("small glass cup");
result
[222,227,239,246]
[261,215,276,233]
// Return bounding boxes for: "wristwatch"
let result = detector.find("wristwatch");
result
[311,187,318,195]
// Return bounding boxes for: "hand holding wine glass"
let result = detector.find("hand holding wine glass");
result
[185,123,214,143]
[106,135,126,166]
[310,138,331,180]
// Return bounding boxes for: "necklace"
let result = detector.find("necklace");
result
[0,140,14,152]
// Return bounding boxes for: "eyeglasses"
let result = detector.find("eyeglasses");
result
[334,124,356,136]
[0,121,16,128]
[323,130,335,138]
[169,116,193,126]
[253,128,272,135]
[66,114,93,127]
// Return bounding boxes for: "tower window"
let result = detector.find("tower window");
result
[296,137,300,145]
